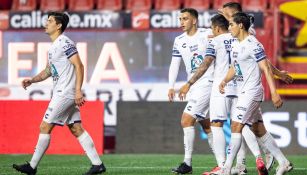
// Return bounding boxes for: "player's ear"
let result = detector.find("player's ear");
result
[239,23,243,29]
[57,23,62,31]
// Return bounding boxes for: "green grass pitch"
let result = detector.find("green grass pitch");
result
[1,154,306,174]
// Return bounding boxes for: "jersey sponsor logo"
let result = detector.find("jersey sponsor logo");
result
[191,53,204,73]
[254,51,266,60]
[182,43,186,48]
[237,106,247,111]
[189,44,198,52]
[233,60,243,82]
[236,114,243,120]
[205,48,215,55]
[64,47,77,58]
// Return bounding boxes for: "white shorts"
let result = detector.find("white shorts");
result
[248,107,264,125]
[232,94,261,125]
[43,96,81,126]
[210,96,228,122]
[183,82,212,121]
[226,96,238,120]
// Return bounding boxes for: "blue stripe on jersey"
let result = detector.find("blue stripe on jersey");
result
[172,55,182,58]
[65,47,78,59]
[254,51,266,61]
[172,49,180,54]
[256,57,266,62]
[206,48,215,55]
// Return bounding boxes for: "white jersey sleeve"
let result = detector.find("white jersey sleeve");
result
[250,42,266,62]
[61,36,78,59]
[168,37,182,89]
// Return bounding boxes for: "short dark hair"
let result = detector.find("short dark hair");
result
[47,11,69,33]
[211,14,229,31]
[223,2,242,12]
[180,8,199,19]
[232,12,251,31]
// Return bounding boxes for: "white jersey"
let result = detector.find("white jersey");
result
[170,28,214,87]
[205,33,237,97]
[231,35,265,101]
[48,34,78,99]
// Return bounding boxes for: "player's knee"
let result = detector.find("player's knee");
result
[39,122,53,134]
[69,124,84,137]
[181,113,195,127]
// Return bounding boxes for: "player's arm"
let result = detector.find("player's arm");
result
[70,54,85,107]
[258,59,283,108]
[268,59,293,84]
[22,64,51,90]
[178,56,214,100]
[219,65,236,94]
[168,57,181,102]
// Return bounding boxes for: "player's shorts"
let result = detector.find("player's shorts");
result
[183,81,212,121]
[226,95,238,120]
[210,96,228,122]
[43,95,81,126]
[248,107,264,126]
[232,94,261,125]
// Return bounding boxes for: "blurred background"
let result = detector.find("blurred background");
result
[1,0,307,156]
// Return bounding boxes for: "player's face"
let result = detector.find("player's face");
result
[179,12,196,32]
[229,18,240,37]
[45,16,61,35]
[211,24,219,37]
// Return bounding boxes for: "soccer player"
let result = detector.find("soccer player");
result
[12,12,106,175]
[217,12,282,175]
[179,14,236,175]
[168,8,214,174]
[219,3,293,175]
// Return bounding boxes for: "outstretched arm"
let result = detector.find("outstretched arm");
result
[268,59,293,84]
[259,59,283,108]
[178,56,214,100]
[22,64,52,90]
[70,54,85,107]
[219,66,236,94]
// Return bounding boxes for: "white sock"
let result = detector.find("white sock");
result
[242,126,261,158]
[224,133,242,170]
[258,132,288,165]
[236,139,247,166]
[183,126,195,166]
[207,132,214,154]
[78,131,102,165]
[30,134,50,168]
[211,126,226,167]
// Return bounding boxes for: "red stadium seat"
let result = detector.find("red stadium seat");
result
[126,0,152,11]
[183,0,210,11]
[155,0,181,11]
[12,0,37,11]
[242,0,268,11]
[97,0,123,11]
[212,0,241,10]
[40,0,65,11]
[68,0,94,11]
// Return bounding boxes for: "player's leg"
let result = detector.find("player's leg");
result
[67,106,105,175]
[199,118,213,153]
[252,121,293,174]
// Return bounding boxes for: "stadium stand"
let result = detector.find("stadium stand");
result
[11,0,37,11]
[40,0,65,12]
[242,0,268,11]
[212,0,241,10]
[154,0,181,11]
[183,0,210,10]
[126,0,152,11]
[68,0,94,11]
[97,0,123,11]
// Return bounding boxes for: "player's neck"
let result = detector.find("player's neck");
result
[237,31,249,42]
[49,32,61,42]
[186,27,197,36]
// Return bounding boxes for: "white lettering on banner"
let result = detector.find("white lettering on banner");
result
[90,42,131,85]
[7,42,126,85]
[150,11,214,28]
[262,112,291,147]
[8,42,34,84]
[294,112,307,147]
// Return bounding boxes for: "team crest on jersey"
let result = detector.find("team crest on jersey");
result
[51,63,59,81]
[233,60,243,82]
[190,53,203,73]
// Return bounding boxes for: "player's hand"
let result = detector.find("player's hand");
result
[219,80,226,94]
[218,8,231,21]
[75,90,85,107]
[178,83,190,101]
[168,88,176,102]
[22,79,32,90]
[278,70,293,84]
[271,92,283,108]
